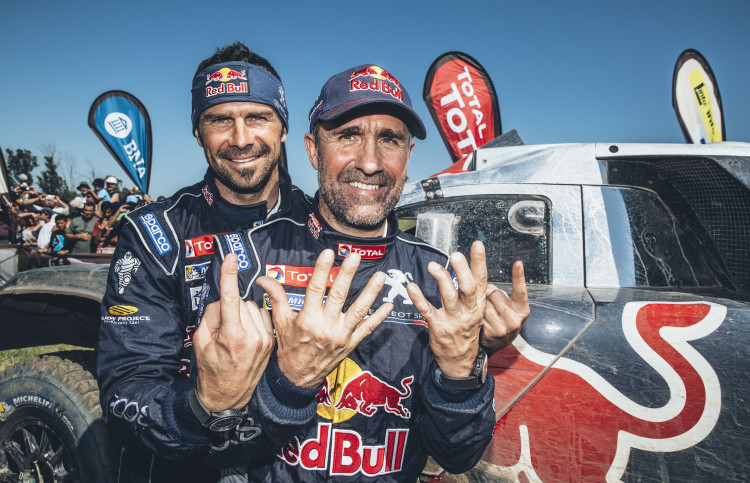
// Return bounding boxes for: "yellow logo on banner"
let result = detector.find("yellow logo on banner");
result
[688,68,722,143]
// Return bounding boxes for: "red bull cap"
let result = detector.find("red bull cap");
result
[309,64,426,139]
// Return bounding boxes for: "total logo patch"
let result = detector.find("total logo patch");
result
[109,305,138,316]
[139,213,172,255]
[337,243,386,260]
[185,262,211,281]
[265,264,340,287]
[185,235,214,259]
[225,233,250,271]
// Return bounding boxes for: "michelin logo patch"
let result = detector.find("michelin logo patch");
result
[224,233,250,271]
[139,212,172,255]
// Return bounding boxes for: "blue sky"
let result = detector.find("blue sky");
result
[2,1,749,198]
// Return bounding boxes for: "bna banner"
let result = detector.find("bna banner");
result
[672,49,725,144]
[0,147,10,198]
[423,52,501,173]
[88,91,152,193]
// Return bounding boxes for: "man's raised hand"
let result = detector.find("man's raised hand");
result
[257,249,391,389]
[194,253,275,411]
[408,241,488,378]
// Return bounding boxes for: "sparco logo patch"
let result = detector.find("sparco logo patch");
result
[265,264,340,288]
[185,235,214,258]
[139,213,172,255]
[109,305,138,315]
[337,243,386,259]
[225,233,250,271]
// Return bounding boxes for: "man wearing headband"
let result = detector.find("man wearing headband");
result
[199,64,498,481]
[97,42,311,481]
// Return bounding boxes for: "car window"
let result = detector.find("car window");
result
[396,195,550,284]
[583,186,722,288]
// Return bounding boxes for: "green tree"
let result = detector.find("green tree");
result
[5,148,38,186]
[38,155,73,200]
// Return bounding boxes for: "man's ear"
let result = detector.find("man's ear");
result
[280,127,288,144]
[194,128,203,148]
[408,139,415,160]
[304,133,320,170]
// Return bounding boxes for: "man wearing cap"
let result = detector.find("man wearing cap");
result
[195,64,520,481]
[105,176,121,203]
[74,181,90,206]
[96,42,312,481]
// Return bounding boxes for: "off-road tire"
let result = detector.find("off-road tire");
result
[0,354,117,482]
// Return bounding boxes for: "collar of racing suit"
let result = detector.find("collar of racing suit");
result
[308,195,398,263]
[201,166,294,224]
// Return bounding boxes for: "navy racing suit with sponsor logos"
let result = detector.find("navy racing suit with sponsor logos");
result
[202,206,496,481]
[97,167,312,481]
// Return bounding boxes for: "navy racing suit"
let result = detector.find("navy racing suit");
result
[201,204,496,481]
[97,167,312,481]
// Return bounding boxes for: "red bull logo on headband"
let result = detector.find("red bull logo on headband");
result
[205,68,248,98]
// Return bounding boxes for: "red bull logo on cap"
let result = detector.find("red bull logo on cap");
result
[349,66,401,88]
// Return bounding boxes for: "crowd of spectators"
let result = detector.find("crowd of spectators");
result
[0,174,154,267]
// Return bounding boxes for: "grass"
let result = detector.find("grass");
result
[0,345,92,372]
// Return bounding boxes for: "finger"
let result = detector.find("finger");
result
[304,249,336,306]
[195,300,221,347]
[218,254,243,338]
[511,261,530,314]
[242,300,275,351]
[407,282,440,325]
[427,261,461,314]
[450,251,478,306]
[323,252,361,318]
[344,271,386,328]
[350,302,391,347]
[470,241,488,305]
[487,287,513,321]
[255,276,294,329]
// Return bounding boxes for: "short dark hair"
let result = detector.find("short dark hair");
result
[55,214,69,222]
[93,178,104,189]
[194,41,280,82]
[84,202,97,210]
[101,201,112,212]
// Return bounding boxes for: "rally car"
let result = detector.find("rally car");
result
[1,139,749,481]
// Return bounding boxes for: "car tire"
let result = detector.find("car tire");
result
[0,354,117,482]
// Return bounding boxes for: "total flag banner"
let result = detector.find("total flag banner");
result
[672,49,725,144]
[423,52,502,174]
[88,91,153,194]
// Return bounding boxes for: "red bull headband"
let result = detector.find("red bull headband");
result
[308,64,426,139]
[191,62,288,132]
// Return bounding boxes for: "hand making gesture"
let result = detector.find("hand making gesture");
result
[481,260,530,354]
[257,249,392,389]
[194,253,275,411]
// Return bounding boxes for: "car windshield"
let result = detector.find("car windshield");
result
[397,195,550,284]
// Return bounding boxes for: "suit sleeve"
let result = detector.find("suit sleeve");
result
[97,221,212,458]
[414,262,496,474]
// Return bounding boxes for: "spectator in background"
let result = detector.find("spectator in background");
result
[64,202,98,253]
[68,198,84,217]
[18,213,42,246]
[47,214,70,255]
[34,208,56,251]
[73,182,90,206]
[105,176,120,203]
[92,178,109,203]
[92,202,119,254]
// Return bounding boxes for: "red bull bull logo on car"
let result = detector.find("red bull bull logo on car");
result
[205,67,248,98]
[486,301,726,481]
